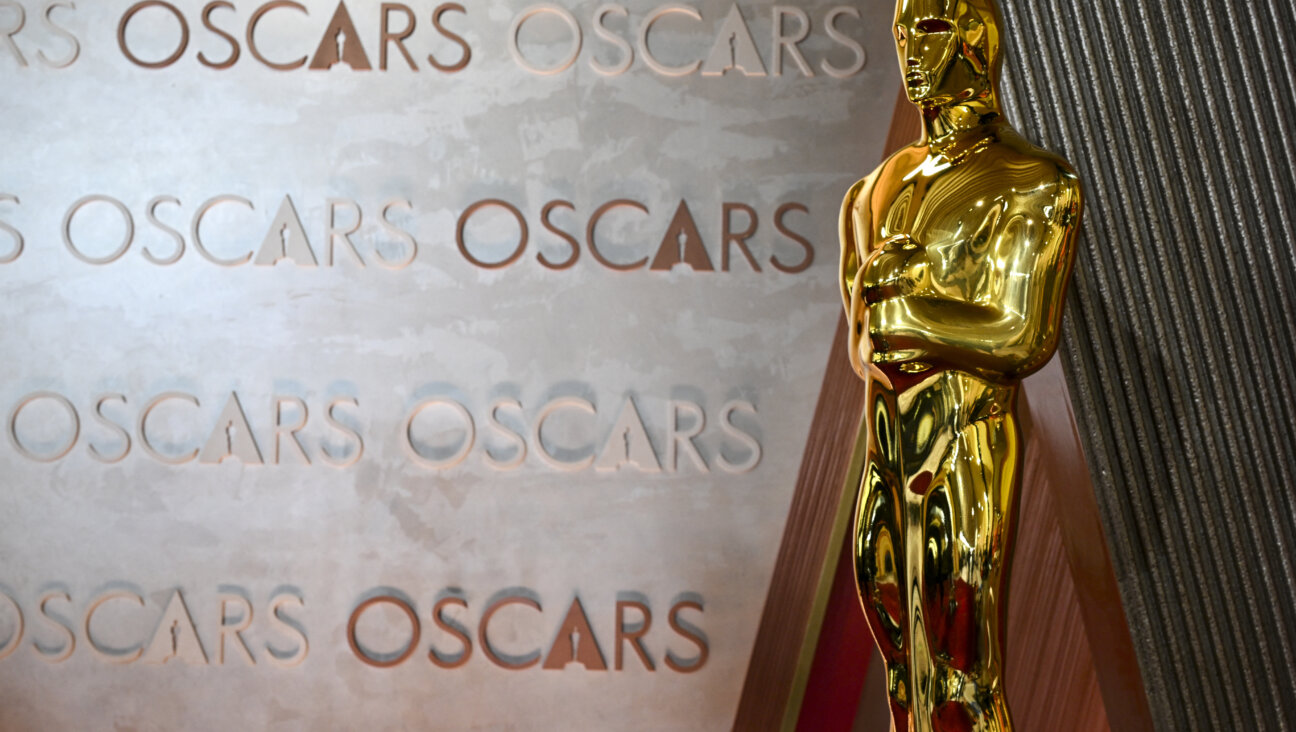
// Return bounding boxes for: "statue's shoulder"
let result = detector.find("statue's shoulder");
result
[995,128,1083,198]
[985,129,1083,228]
[841,143,927,214]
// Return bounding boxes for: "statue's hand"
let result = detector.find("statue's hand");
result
[861,234,929,305]
[849,235,933,374]
[865,296,938,367]
[867,298,924,365]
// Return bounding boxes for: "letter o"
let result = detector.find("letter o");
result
[403,398,475,469]
[8,392,79,463]
[456,199,528,269]
[508,4,582,75]
[62,195,134,265]
[117,1,190,69]
[347,596,420,668]
[0,591,23,661]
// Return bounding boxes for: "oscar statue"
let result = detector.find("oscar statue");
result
[839,0,1083,729]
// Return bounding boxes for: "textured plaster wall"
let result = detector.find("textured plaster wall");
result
[0,1,898,728]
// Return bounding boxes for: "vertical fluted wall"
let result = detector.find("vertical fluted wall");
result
[995,0,1296,728]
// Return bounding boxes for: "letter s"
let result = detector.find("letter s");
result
[718,400,761,473]
[0,194,22,264]
[37,1,79,68]
[32,591,75,663]
[821,7,865,78]
[265,593,308,667]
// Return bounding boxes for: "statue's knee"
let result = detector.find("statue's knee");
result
[856,485,902,601]
[929,665,1010,732]
[856,529,905,645]
[886,662,910,708]
[924,576,979,673]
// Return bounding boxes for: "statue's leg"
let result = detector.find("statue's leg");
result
[854,381,909,729]
[920,413,1019,732]
[856,457,909,729]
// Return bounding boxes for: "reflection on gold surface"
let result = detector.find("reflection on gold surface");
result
[839,1,1082,729]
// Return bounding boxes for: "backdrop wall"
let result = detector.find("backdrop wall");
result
[997,0,1296,728]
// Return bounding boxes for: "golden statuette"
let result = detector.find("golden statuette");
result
[839,0,1082,729]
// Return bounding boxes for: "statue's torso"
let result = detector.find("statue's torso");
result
[844,124,1080,389]
[861,128,1063,304]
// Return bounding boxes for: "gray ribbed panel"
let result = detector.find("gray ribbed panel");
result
[995,0,1296,729]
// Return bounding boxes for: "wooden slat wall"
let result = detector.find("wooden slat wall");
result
[1008,361,1115,732]
[1019,362,1152,732]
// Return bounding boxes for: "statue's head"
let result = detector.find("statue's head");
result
[894,0,1002,109]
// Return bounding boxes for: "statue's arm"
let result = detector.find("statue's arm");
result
[840,173,877,378]
[870,171,1082,379]
[839,174,875,317]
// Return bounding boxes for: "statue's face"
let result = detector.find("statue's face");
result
[894,0,998,107]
